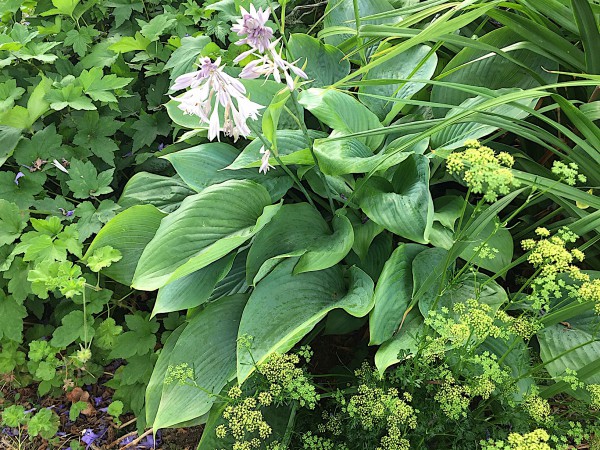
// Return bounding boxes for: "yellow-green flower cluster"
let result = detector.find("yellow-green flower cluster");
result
[446,140,518,202]
[434,381,471,420]
[481,429,552,450]
[587,384,600,409]
[163,363,194,385]
[578,279,600,314]
[259,352,319,409]
[522,393,552,424]
[424,300,511,353]
[551,161,586,186]
[509,315,542,340]
[559,368,583,391]
[344,381,417,450]
[217,397,272,449]
[521,227,587,310]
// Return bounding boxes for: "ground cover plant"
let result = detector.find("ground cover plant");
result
[1,0,600,448]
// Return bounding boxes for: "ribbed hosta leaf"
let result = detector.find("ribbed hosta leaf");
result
[237,258,374,382]
[132,180,279,290]
[147,295,247,430]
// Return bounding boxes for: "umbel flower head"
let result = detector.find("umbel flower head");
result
[231,4,274,53]
[446,140,518,202]
[170,57,263,142]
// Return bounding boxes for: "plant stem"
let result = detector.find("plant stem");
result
[247,120,316,208]
[290,90,336,214]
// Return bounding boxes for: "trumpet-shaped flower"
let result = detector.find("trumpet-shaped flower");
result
[171,57,263,141]
[259,147,275,174]
[238,39,308,91]
[231,4,274,53]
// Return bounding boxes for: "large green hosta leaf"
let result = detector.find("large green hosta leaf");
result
[163,142,292,202]
[83,205,166,285]
[322,0,395,47]
[375,310,423,375]
[359,45,438,121]
[132,180,280,290]
[414,249,508,320]
[151,253,236,317]
[369,243,427,345]
[430,93,534,151]
[313,138,410,176]
[227,130,326,170]
[538,274,600,389]
[358,154,433,243]
[430,27,558,117]
[298,88,384,149]
[287,33,350,88]
[118,173,195,213]
[246,203,354,284]
[237,258,374,382]
[428,197,514,274]
[146,295,247,430]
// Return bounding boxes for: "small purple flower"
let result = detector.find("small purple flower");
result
[93,396,103,406]
[14,171,24,185]
[157,143,165,151]
[120,435,135,446]
[81,429,99,445]
[231,5,273,53]
[52,159,69,174]
[59,208,75,217]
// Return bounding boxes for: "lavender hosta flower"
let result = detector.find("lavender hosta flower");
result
[52,159,69,174]
[14,171,24,185]
[238,40,308,91]
[259,147,275,174]
[231,4,273,53]
[171,57,264,142]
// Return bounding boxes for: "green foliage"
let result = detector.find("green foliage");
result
[1,0,600,448]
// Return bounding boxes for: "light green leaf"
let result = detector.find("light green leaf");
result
[163,142,291,202]
[359,44,437,121]
[298,88,384,149]
[84,205,167,285]
[0,292,27,342]
[149,295,247,430]
[0,126,21,167]
[132,180,279,290]
[152,253,235,317]
[287,33,350,88]
[108,32,150,53]
[86,246,122,272]
[165,35,210,82]
[0,200,28,246]
[358,154,433,243]
[369,243,427,345]
[237,259,374,382]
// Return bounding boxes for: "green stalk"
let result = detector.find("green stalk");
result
[247,120,316,208]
